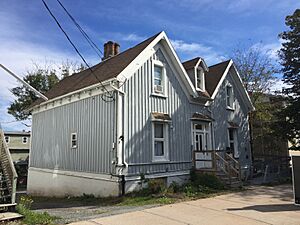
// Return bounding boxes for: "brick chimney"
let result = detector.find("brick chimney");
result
[102,41,120,60]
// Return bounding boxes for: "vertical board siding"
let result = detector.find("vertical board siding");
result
[211,71,252,167]
[124,48,208,175]
[30,93,116,174]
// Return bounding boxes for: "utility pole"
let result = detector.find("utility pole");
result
[0,64,48,101]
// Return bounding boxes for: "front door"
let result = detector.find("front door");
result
[192,123,211,151]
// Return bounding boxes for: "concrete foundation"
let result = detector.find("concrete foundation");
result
[27,167,120,197]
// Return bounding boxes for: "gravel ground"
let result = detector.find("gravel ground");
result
[34,204,161,224]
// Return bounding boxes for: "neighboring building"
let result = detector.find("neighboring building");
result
[4,131,30,162]
[27,31,254,197]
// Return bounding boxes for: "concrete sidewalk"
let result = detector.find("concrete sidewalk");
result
[69,184,300,225]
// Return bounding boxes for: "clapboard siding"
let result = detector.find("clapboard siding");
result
[30,93,116,174]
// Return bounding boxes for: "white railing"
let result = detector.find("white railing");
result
[193,150,241,184]
[0,125,18,204]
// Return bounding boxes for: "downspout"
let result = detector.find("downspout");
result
[111,82,127,195]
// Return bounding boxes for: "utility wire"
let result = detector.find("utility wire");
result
[55,0,103,58]
[41,0,114,101]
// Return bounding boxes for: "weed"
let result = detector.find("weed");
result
[17,196,57,225]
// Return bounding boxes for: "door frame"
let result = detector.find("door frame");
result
[191,121,212,151]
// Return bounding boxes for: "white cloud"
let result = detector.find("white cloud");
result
[171,39,226,65]
[270,79,291,94]
[122,33,146,42]
[251,41,282,61]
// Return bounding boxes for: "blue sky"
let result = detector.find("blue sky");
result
[0,0,299,131]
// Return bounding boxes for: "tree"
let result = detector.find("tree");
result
[231,44,278,104]
[8,61,86,121]
[277,9,300,149]
[8,67,59,120]
[231,43,284,158]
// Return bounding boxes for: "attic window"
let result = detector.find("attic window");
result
[153,60,165,95]
[226,85,234,109]
[196,68,205,91]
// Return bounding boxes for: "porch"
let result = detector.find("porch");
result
[193,150,242,187]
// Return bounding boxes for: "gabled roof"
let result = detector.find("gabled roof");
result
[205,60,231,96]
[182,57,201,70]
[182,57,208,71]
[32,32,161,107]
[205,59,254,110]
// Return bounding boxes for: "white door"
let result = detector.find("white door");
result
[194,132,205,151]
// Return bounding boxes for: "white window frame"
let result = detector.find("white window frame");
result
[152,122,169,162]
[71,132,78,149]
[195,67,205,91]
[228,128,239,158]
[22,137,28,144]
[152,60,166,96]
[226,85,234,109]
[5,136,9,144]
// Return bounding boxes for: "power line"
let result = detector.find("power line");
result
[55,0,103,58]
[41,0,114,101]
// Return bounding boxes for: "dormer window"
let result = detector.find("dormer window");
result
[153,60,166,95]
[196,68,205,91]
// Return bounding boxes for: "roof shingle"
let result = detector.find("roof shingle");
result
[32,32,161,107]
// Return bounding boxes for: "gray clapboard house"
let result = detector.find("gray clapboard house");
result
[27,31,254,197]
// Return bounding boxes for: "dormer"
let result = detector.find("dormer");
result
[182,57,209,93]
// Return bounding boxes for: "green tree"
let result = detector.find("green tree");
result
[277,9,300,149]
[8,61,86,121]
[8,68,59,120]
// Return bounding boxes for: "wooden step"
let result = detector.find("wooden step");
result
[0,212,23,222]
[0,203,16,212]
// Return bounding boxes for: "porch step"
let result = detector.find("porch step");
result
[0,203,16,212]
[0,212,23,222]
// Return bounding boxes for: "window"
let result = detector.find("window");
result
[5,136,9,143]
[228,129,238,158]
[226,85,234,108]
[196,68,205,90]
[22,137,28,144]
[71,133,77,148]
[153,123,169,161]
[153,61,165,95]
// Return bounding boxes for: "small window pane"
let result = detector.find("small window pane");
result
[194,124,203,130]
[155,141,164,156]
[154,79,161,86]
[154,124,164,138]
[229,129,234,140]
[154,66,162,80]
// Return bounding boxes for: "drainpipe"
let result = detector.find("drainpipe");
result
[111,81,127,195]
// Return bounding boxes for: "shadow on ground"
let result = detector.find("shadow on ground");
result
[228,203,300,212]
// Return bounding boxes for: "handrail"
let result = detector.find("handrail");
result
[215,152,229,175]
[226,153,239,165]
[0,127,18,204]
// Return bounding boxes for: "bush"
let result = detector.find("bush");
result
[147,179,166,194]
[17,196,56,225]
[191,171,225,190]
